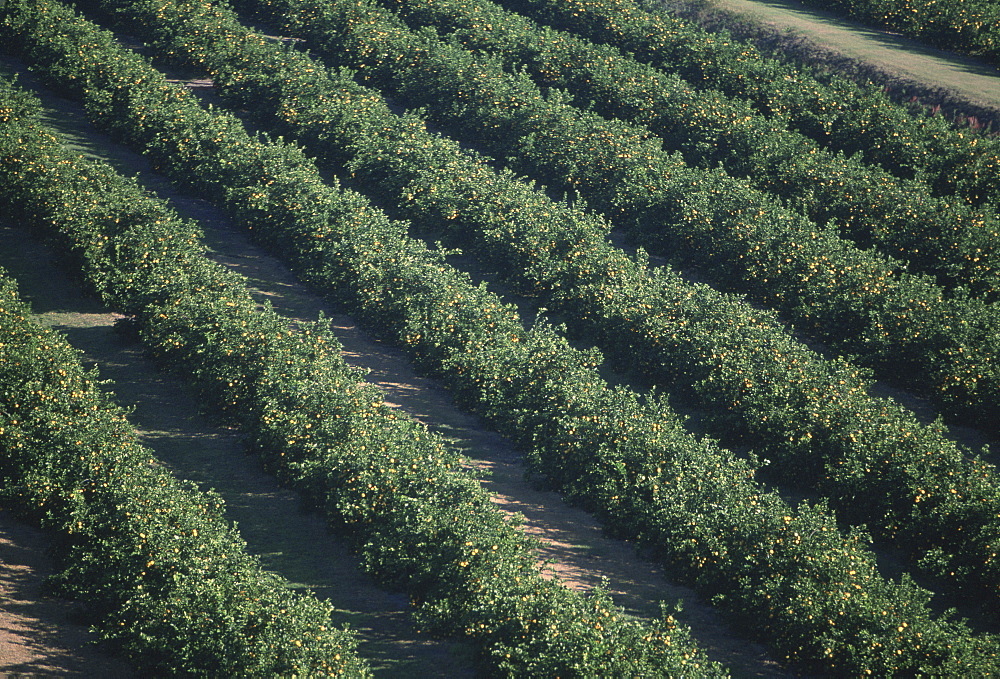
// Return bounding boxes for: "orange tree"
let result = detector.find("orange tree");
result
[7,1,1000,673]
[0,64,722,677]
[499,0,1000,208]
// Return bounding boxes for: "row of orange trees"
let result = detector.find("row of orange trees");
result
[223,0,1000,436]
[0,272,367,676]
[9,0,1000,673]
[85,0,1000,612]
[500,0,1000,208]
[0,78,367,676]
[378,0,1000,301]
[0,12,724,678]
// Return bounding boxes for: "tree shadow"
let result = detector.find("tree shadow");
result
[0,512,136,677]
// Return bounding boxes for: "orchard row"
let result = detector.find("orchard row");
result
[62,0,1000,611]
[3,0,999,673]
[501,0,1000,207]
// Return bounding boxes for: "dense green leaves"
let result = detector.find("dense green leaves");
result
[500,0,1000,207]
[5,0,1000,673]
[0,35,720,677]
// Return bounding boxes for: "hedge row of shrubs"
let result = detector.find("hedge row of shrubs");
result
[0,79,367,675]
[9,0,1000,673]
[376,0,1000,301]
[224,0,1000,438]
[0,36,723,678]
[499,0,1000,209]
[0,276,371,677]
[78,0,1000,609]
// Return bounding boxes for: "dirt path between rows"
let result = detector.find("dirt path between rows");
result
[0,222,477,678]
[0,512,136,677]
[0,60,794,676]
[666,0,1000,123]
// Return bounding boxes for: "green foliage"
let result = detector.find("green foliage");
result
[6,0,1000,673]
[0,271,366,675]
[0,42,720,676]
[500,0,1000,207]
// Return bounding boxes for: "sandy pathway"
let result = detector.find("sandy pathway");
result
[679,0,1000,115]
[0,512,136,677]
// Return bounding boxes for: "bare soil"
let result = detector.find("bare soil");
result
[0,511,135,677]
[0,59,794,676]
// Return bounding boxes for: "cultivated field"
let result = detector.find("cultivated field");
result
[1,0,999,675]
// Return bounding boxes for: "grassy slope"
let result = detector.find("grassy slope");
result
[682,0,1000,117]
